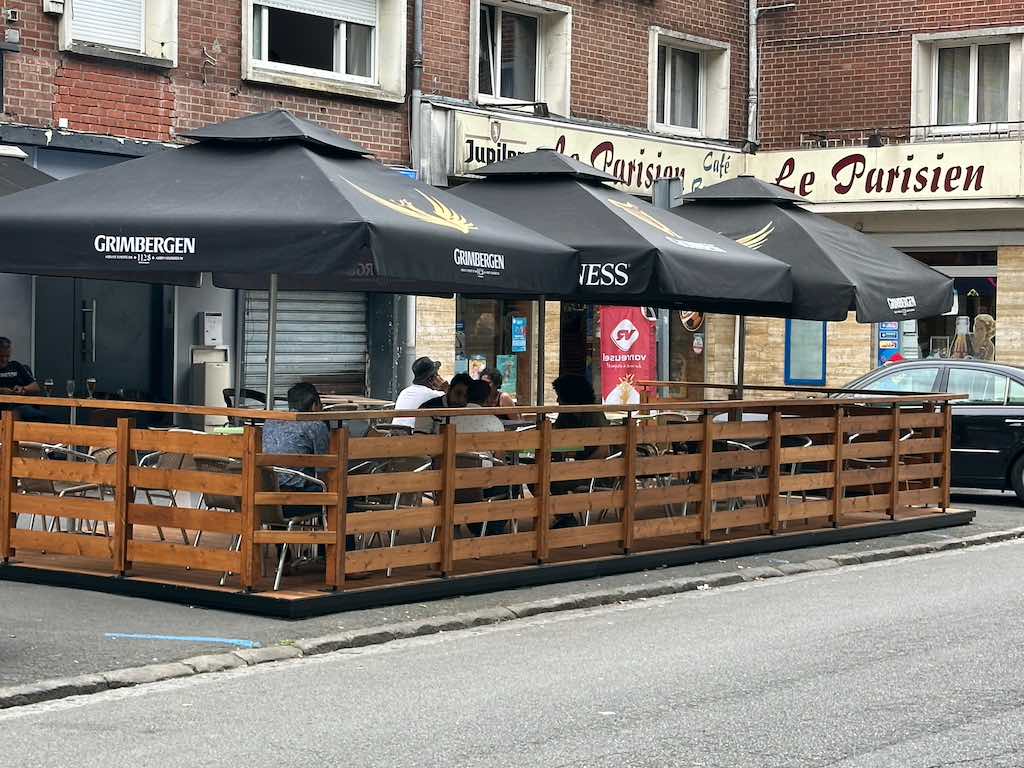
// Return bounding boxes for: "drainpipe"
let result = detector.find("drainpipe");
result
[398,0,425,390]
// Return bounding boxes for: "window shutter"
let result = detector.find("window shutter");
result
[261,0,377,28]
[72,0,145,52]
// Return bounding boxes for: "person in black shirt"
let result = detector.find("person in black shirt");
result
[0,337,52,423]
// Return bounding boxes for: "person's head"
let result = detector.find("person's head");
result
[480,367,503,394]
[447,373,472,407]
[411,356,442,387]
[552,374,597,406]
[287,382,322,412]
[467,379,492,406]
[0,337,10,367]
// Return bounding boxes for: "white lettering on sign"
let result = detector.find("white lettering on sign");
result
[579,263,629,288]
[453,248,506,277]
[94,234,195,264]
[887,295,918,315]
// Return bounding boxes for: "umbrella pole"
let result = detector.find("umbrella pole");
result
[536,296,546,407]
[736,316,747,401]
[265,273,279,408]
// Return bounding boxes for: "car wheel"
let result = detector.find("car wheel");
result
[1011,454,1024,505]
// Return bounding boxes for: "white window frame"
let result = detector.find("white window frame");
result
[59,0,178,68]
[930,38,1012,133]
[647,28,730,140]
[655,43,704,137]
[911,28,1024,140]
[468,0,572,117]
[476,4,544,105]
[250,4,377,88]
[242,0,406,103]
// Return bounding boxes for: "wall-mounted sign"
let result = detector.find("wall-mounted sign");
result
[452,109,741,197]
[600,306,656,405]
[511,315,527,352]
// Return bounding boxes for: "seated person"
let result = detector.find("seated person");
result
[550,374,612,529]
[415,373,471,434]
[0,337,52,423]
[480,367,516,419]
[392,357,447,428]
[454,379,508,536]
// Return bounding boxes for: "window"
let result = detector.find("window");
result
[657,45,700,130]
[648,28,730,139]
[478,6,539,102]
[251,2,375,81]
[946,368,1009,404]
[911,30,1023,136]
[1009,380,1024,405]
[936,42,1009,125]
[243,0,406,102]
[469,0,571,117]
[60,0,177,67]
[862,367,940,394]
[784,320,827,387]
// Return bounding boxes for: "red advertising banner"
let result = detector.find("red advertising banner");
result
[599,306,656,405]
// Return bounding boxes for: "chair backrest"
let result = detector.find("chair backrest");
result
[17,443,55,495]
[194,455,244,512]
[222,388,267,409]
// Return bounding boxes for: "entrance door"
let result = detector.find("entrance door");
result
[34,277,167,401]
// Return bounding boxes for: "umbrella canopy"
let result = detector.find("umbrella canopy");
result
[0,152,53,195]
[448,151,793,315]
[674,176,954,322]
[0,110,578,296]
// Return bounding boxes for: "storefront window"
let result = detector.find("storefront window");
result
[785,319,827,386]
[456,296,535,403]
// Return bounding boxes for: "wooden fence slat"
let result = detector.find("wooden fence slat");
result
[548,521,623,549]
[0,411,14,562]
[253,492,339,506]
[768,410,782,534]
[14,422,116,448]
[898,462,945,481]
[11,529,114,559]
[453,465,536,490]
[128,541,240,573]
[899,437,944,455]
[711,422,771,440]
[347,507,440,535]
[633,515,701,539]
[256,453,339,469]
[550,426,626,449]
[453,532,537,560]
[130,467,241,496]
[345,542,440,574]
[440,424,457,576]
[453,498,536,525]
[831,407,844,527]
[113,419,132,575]
[127,504,240,534]
[11,459,115,486]
[842,441,893,460]
[326,428,348,590]
[844,415,896,433]
[901,412,945,429]
[549,490,624,515]
[535,419,552,563]
[635,453,702,474]
[239,427,258,591]
[455,431,540,452]
[130,429,245,457]
[712,506,770,531]
[710,450,771,472]
[780,444,835,463]
[549,458,626,483]
[634,483,702,508]
[623,416,637,553]
[900,487,944,507]
[780,417,836,436]
[347,471,443,496]
[253,531,337,545]
[941,403,953,510]
[889,407,901,520]
[347,435,444,460]
[14,494,114,523]
[779,498,833,522]
[700,413,713,543]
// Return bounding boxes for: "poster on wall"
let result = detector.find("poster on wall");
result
[511,316,527,353]
[496,354,517,394]
[469,355,487,379]
[599,306,656,405]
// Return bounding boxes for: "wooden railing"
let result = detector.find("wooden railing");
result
[0,393,957,593]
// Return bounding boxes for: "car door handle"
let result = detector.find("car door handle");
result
[1005,419,1024,426]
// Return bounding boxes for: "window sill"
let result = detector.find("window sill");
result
[64,41,175,70]
[246,64,404,104]
[651,122,705,140]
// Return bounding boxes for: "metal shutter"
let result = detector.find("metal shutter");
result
[72,0,145,52]
[243,291,368,401]
[260,0,377,27]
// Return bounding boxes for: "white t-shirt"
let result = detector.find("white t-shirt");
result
[450,404,505,435]
[392,383,442,427]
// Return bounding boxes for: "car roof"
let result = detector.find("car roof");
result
[864,359,1024,378]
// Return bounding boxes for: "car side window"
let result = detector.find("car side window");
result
[945,368,1009,405]
[861,367,940,394]
[1007,380,1024,405]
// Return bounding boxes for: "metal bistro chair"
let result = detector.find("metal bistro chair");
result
[137,428,209,545]
[15,442,98,533]
[453,451,517,540]
[844,427,916,499]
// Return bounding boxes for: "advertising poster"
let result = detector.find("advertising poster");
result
[599,306,656,405]
[511,316,527,352]
[469,355,487,379]
[496,354,517,394]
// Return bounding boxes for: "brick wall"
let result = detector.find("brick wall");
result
[757,0,1024,149]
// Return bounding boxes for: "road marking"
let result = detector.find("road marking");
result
[104,633,260,649]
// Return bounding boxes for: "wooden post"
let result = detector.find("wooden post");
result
[622,413,637,553]
[889,405,901,520]
[0,410,15,563]
[113,418,133,576]
[831,405,844,528]
[325,428,349,590]
[239,426,259,591]
[440,423,457,576]
[535,419,552,563]
[940,401,953,511]
[700,409,714,543]
[768,409,782,534]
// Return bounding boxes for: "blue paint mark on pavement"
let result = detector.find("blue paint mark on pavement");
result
[105,633,260,649]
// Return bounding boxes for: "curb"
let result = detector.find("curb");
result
[4,525,1023,710]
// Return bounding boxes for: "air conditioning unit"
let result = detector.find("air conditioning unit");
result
[42,1,64,16]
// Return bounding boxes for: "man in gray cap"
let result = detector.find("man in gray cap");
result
[392,356,448,428]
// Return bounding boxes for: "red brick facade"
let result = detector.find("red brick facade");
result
[756,0,1024,150]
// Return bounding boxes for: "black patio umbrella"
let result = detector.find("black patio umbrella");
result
[672,175,954,322]
[0,110,578,398]
[449,151,794,315]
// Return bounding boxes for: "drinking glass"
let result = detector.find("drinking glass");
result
[65,379,75,398]
[85,378,97,398]
[42,378,54,397]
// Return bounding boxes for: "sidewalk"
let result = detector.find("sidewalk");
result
[1,490,1019,693]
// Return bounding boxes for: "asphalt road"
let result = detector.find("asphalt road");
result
[2,537,1023,767]
[0,490,1019,688]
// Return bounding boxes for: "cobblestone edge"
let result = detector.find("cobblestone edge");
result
[4,526,1022,710]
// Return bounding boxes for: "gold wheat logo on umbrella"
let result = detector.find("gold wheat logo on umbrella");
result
[607,199,680,238]
[734,222,775,250]
[347,181,477,235]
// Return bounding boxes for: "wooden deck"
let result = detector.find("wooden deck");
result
[0,393,968,617]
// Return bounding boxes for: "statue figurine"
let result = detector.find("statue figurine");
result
[973,314,996,361]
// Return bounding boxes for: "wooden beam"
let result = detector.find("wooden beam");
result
[326,428,349,590]
[0,410,14,562]
[113,418,133,576]
[535,419,552,563]
[239,426,259,591]
[768,409,782,534]
[889,406,901,520]
[700,411,713,543]
[622,415,637,553]
[440,424,457,576]
[831,406,844,528]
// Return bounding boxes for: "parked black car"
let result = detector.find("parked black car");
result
[844,359,1024,503]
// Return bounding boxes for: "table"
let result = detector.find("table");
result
[319,395,394,409]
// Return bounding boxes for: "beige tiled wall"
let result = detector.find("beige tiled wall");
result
[414,297,456,377]
[997,246,1024,366]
